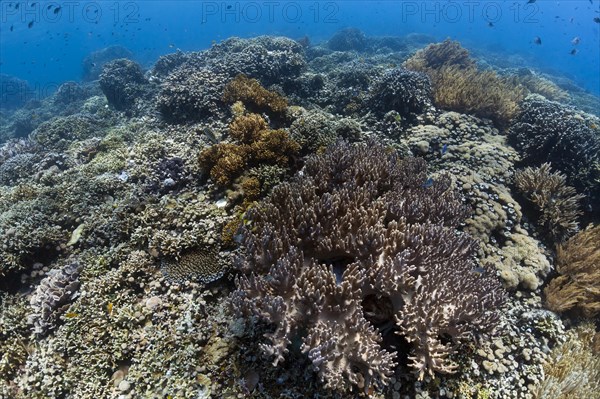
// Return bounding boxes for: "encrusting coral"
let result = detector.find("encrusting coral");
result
[233,141,506,393]
[544,224,600,319]
[514,163,584,243]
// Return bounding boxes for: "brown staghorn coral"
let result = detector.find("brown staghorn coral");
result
[515,163,584,243]
[199,113,299,187]
[544,224,600,319]
[534,323,600,399]
[233,141,505,392]
[404,40,524,127]
[222,74,288,115]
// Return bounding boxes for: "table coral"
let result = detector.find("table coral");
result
[233,141,505,393]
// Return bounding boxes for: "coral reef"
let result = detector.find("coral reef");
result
[27,261,83,337]
[0,74,32,110]
[403,39,475,71]
[157,67,228,123]
[515,163,584,243]
[404,39,524,127]
[99,59,149,113]
[161,246,224,284]
[233,141,505,392]
[199,113,299,187]
[544,224,600,319]
[222,74,288,115]
[289,108,362,153]
[327,28,368,51]
[82,45,134,81]
[368,68,432,116]
[534,323,600,399]
[509,95,600,213]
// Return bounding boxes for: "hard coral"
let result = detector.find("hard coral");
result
[161,246,223,284]
[99,58,148,113]
[233,141,505,392]
[515,163,584,243]
[535,323,600,399]
[158,67,228,123]
[199,113,299,187]
[404,40,524,127]
[509,95,600,212]
[368,68,432,116]
[28,261,83,337]
[544,224,600,319]
[403,39,475,71]
[223,74,288,115]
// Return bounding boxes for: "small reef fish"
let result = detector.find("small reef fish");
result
[594,17,600,23]
[440,143,448,156]
[571,36,580,45]
[570,48,578,55]
[28,21,34,28]
[422,178,434,188]
[526,0,536,3]
[487,22,494,27]
[107,302,114,314]
[65,312,79,318]
[54,6,61,14]
[533,36,542,45]
[471,266,487,275]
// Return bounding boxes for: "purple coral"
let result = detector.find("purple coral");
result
[233,141,505,392]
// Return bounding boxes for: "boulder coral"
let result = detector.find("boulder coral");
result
[233,141,506,392]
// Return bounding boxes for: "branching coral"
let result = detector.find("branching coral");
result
[403,39,476,71]
[368,68,432,116]
[515,163,584,243]
[199,113,299,187]
[534,323,600,399]
[233,141,505,392]
[404,39,523,127]
[222,74,288,115]
[544,224,600,319]
[509,94,600,211]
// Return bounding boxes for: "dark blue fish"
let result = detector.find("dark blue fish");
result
[440,143,448,155]
[423,178,434,188]
[28,20,34,28]
[526,0,536,3]
[472,266,487,275]
[54,6,61,14]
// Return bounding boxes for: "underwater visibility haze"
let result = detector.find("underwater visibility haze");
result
[0,1,600,398]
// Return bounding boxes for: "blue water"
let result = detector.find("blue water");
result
[1,0,599,99]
